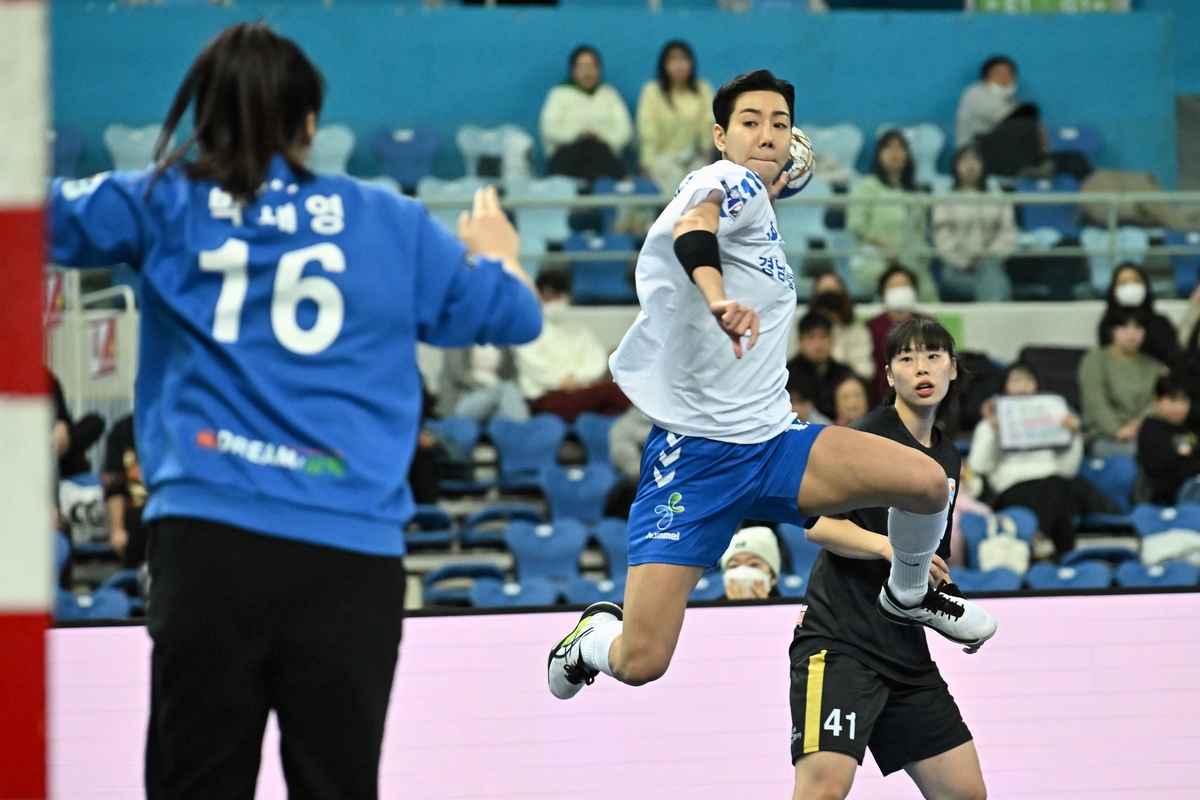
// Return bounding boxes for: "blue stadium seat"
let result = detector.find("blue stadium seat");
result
[455,124,534,184]
[951,567,1024,593]
[53,127,85,178]
[55,587,132,622]
[591,176,660,234]
[774,175,833,252]
[425,415,493,494]
[103,123,169,171]
[563,233,638,305]
[562,576,625,605]
[461,503,543,547]
[371,126,438,190]
[1059,545,1138,567]
[505,518,588,581]
[487,414,568,492]
[55,531,70,582]
[422,563,507,606]
[539,465,618,524]
[573,411,616,468]
[591,517,628,580]
[1015,175,1079,238]
[1080,226,1150,296]
[958,508,1037,570]
[777,573,809,598]
[1079,455,1139,514]
[306,124,355,175]
[777,523,822,580]
[797,123,864,182]
[469,576,560,608]
[1130,503,1200,537]
[1048,124,1103,159]
[97,568,145,615]
[689,571,726,601]
[1165,230,1200,298]
[405,505,457,548]
[417,176,489,233]
[507,177,577,272]
[1024,561,1113,590]
[1115,560,1200,588]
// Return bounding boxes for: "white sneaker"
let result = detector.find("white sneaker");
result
[547,602,622,699]
[877,582,997,654]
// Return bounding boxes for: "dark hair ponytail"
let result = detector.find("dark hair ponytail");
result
[152,22,325,202]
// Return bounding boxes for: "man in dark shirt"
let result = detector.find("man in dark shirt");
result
[1138,377,1200,505]
[787,312,856,420]
[102,414,148,568]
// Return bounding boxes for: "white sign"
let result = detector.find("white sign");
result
[996,393,1073,450]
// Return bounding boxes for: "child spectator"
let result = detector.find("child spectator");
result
[636,40,714,193]
[1097,263,1179,366]
[847,130,936,301]
[866,265,920,403]
[832,373,871,427]
[1137,377,1200,506]
[786,312,856,420]
[1079,308,1166,457]
[540,45,632,185]
[931,144,1015,301]
[807,269,874,382]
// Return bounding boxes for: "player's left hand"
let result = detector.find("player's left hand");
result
[767,167,789,203]
[929,554,950,589]
[709,299,759,359]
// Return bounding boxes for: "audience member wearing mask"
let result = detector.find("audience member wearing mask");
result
[807,269,875,382]
[786,312,856,420]
[931,144,1016,302]
[1079,308,1166,457]
[435,345,529,423]
[1097,263,1179,366]
[832,373,872,428]
[955,55,1044,178]
[636,40,714,193]
[540,45,632,185]
[969,362,1098,558]
[720,526,782,601]
[1137,377,1200,506]
[515,270,631,423]
[787,369,834,426]
[866,266,920,403]
[847,131,936,301]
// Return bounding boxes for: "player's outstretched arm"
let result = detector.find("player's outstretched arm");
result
[673,193,759,359]
[458,185,534,291]
[806,517,949,587]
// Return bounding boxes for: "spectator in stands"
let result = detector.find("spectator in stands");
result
[969,362,1093,558]
[832,373,871,428]
[1079,308,1166,457]
[102,414,148,568]
[1172,311,1200,425]
[540,45,632,185]
[410,388,440,506]
[515,270,631,422]
[1177,282,1200,352]
[787,312,856,420]
[866,266,920,403]
[955,55,1045,178]
[787,369,833,426]
[636,40,714,193]
[1097,263,1179,366]
[931,144,1015,302]
[603,405,655,520]
[435,346,528,422]
[1137,376,1200,506]
[847,130,936,301]
[50,369,105,478]
[720,526,781,600]
[807,270,875,382]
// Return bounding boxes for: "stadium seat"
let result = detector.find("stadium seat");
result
[1024,561,1113,590]
[1115,560,1200,588]
[573,411,616,468]
[417,176,489,233]
[405,505,457,548]
[97,567,145,615]
[507,177,578,272]
[360,175,401,194]
[55,587,132,622]
[422,563,508,606]
[425,415,493,494]
[777,573,809,598]
[371,126,438,190]
[1079,455,1139,514]
[798,123,864,182]
[562,576,626,606]
[52,127,85,178]
[469,576,560,608]
[306,124,355,175]
[1059,545,1138,567]
[540,465,619,525]
[487,414,568,492]
[959,509,1037,571]
[455,124,535,184]
[777,523,822,580]
[1015,175,1080,238]
[1130,503,1200,537]
[774,175,833,252]
[591,176,660,234]
[689,571,726,601]
[875,122,946,186]
[1017,346,1087,412]
[1048,124,1103,160]
[461,503,543,547]
[505,518,588,581]
[952,567,1024,593]
[563,233,638,305]
[591,517,629,580]
[103,123,170,171]
[1080,226,1150,296]
[1165,230,1200,298]
[55,531,70,583]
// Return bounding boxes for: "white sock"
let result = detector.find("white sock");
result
[886,503,949,607]
[581,618,622,678]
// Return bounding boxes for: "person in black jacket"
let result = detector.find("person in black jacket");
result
[1097,263,1179,366]
[1137,376,1200,506]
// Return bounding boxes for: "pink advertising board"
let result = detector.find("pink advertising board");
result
[49,592,1200,799]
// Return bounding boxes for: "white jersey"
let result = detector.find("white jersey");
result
[609,160,797,444]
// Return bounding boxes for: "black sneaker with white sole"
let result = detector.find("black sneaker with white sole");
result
[547,602,623,699]
[877,582,997,653]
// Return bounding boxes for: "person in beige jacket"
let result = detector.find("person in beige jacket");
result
[931,145,1015,302]
[635,40,714,192]
[540,45,632,184]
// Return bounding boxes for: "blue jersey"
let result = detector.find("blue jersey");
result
[49,156,541,556]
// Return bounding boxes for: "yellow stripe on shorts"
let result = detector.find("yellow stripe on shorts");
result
[803,649,827,754]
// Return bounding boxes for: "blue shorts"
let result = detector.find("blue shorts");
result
[626,420,826,569]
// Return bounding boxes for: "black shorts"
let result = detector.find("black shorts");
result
[789,646,972,776]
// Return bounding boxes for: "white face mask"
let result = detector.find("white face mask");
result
[986,81,1017,98]
[883,285,918,312]
[1114,282,1147,307]
[724,564,772,592]
[542,299,570,321]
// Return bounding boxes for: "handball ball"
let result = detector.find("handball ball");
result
[777,127,815,199]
